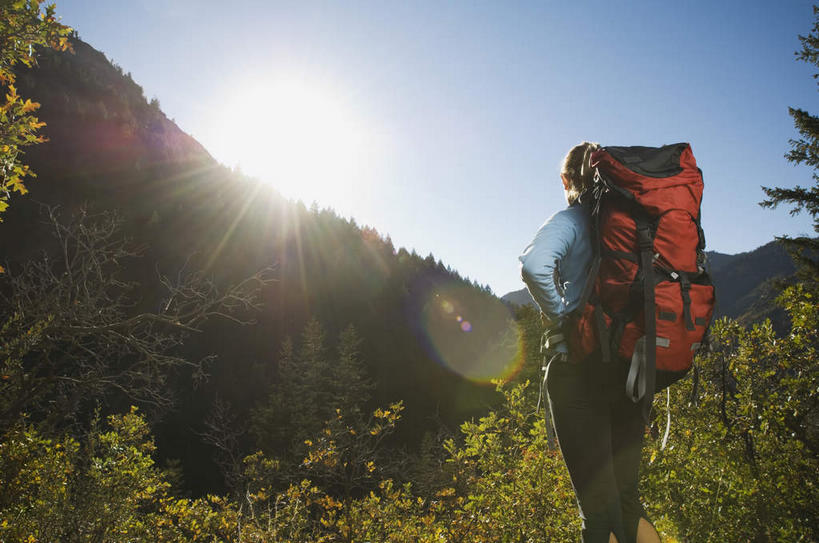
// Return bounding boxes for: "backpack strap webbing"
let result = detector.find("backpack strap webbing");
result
[679,273,695,331]
[626,336,648,402]
[628,219,657,422]
[594,304,611,363]
[573,183,604,317]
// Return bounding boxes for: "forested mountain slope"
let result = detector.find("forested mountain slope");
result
[0,37,517,494]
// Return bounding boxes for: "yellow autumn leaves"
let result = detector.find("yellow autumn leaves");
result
[0,0,72,230]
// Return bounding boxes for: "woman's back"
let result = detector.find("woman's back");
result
[519,203,592,323]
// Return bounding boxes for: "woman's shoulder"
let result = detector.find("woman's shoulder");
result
[547,204,589,230]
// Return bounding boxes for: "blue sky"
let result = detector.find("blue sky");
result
[55,1,817,296]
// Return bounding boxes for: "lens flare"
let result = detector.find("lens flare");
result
[412,278,521,383]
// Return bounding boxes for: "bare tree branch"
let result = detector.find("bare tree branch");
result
[0,207,276,431]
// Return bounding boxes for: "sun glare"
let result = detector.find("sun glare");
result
[209,76,371,203]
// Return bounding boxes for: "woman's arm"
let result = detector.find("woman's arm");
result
[519,209,577,325]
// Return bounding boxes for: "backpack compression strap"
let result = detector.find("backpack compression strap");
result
[625,219,657,423]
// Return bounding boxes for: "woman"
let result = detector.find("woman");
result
[519,142,662,543]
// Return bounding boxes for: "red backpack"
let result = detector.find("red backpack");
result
[569,143,715,416]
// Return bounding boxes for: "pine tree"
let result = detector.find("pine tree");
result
[251,328,327,455]
[298,318,329,428]
[252,320,375,458]
[330,324,374,416]
[761,5,819,283]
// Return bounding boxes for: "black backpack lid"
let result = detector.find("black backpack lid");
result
[603,143,689,178]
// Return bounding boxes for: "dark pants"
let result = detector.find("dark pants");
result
[546,354,649,543]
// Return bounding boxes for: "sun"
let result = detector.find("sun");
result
[209,76,371,203]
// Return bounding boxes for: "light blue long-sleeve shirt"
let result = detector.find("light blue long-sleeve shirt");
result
[519,203,593,326]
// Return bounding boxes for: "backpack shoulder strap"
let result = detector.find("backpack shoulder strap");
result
[571,176,605,318]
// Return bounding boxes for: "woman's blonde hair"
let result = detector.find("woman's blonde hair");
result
[561,141,600,204]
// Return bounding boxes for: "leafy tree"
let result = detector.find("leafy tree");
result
[1,407,170,542]
[442,381,578,542]
[299,402,405,534]
[0,372,587,542]
[643,287,818,542]
[761,5,819,283]
[241,400,413,542]
[0,407,248,542]
[244,382,577,543]
[0,0,71,225]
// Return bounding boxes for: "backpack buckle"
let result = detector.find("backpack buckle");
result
[636,224,653,250]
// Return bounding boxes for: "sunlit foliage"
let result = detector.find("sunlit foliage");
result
[1,290,817,541]
[643,286,818,542]
[0,1,71,225]
[442,381,579,541]
[0,383,577,542]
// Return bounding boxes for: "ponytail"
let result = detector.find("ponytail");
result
[561,141,600,204]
